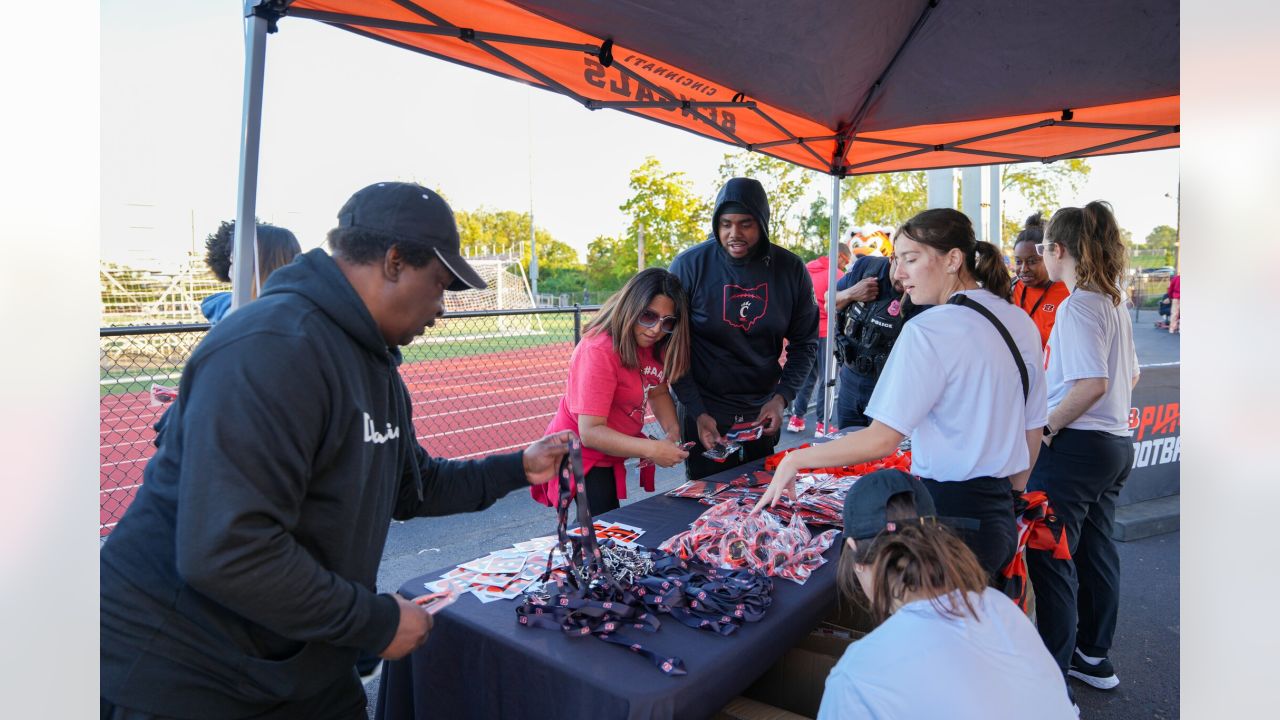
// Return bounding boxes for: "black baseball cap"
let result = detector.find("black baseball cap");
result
[337,182,486,292]
[842,469,937,541]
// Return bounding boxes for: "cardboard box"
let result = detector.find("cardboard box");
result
[714,695,811,720]
[740,632,855,719]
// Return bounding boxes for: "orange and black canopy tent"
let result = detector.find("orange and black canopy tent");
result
[229,0,1178,301]
[271,0,1177,175]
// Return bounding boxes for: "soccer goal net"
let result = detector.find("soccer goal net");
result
[438,255,545,338]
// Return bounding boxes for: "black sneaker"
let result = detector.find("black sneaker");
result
[1069,648,1119,690]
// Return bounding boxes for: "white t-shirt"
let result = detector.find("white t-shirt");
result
[1044,289,1138,436]
[817,588,1076,720]
[866,289,1048,481]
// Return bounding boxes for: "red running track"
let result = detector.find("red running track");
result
[100,341,576,536]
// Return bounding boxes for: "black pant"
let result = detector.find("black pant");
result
[679,408,779,481]
[582,464,620,516]
[919,476,1017,581]
[102,669,366,720]
[1026,428,1132,672]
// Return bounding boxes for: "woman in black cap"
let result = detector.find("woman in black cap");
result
[816,470,1074,719]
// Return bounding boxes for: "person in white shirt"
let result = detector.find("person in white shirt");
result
[1028,201,1139,692]
[817,469,1075,720]
[757,209,1048,580]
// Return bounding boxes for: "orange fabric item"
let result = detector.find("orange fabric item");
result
[286,1,1178,175]
[763,446,912,478]
[1012,280,1071,348]
[1002,490,1072,611]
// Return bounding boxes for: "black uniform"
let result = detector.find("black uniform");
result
[834,256,926,429]
[669,178,819,479]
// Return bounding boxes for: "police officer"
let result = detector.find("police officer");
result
[757,209,1048,581]
[832,254,927,429]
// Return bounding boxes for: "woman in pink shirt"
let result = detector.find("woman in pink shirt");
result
[532,268,692,514]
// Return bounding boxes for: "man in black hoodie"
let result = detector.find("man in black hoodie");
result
[100,182,573,720]
[669,177,819,480]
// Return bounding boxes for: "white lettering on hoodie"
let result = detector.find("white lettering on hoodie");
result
[363,411,401,444]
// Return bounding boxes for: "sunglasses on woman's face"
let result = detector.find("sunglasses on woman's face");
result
[637,309,678,334]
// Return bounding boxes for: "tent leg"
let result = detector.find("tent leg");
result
[231,6,270,313]
[989,164,1002,246]
[823,174,841,431]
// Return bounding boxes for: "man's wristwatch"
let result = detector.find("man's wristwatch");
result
[1043,424,1057,437]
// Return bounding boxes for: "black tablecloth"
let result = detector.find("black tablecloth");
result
[375,458,841,720]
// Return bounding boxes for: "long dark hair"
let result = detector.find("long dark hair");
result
[583,268,691,383]
[1045,201,1128,306]
[837,494,989,625]
[896,208,1012,301]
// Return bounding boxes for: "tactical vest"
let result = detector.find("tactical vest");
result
[839,293,912,378]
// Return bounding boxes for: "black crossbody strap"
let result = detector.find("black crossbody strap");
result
[947,294,1029,401]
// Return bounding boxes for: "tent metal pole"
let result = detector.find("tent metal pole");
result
[989,165,1002,247]
[823,173,841,431]
[231,4,270,313]
[961,166,982,236]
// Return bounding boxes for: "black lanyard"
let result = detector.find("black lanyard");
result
[514,436,773,675]
[1020,283,1053,320]
[515,436,686,675]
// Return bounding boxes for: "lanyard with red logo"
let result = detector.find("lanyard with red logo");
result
[1020,284,1054,319]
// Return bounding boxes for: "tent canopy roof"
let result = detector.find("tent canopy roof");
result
[273,0,1178,174]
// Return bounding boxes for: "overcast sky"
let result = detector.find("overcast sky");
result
[102,1,1179,269]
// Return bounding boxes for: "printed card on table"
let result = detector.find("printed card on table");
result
[567,520,645,546]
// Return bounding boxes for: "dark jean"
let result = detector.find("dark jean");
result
[1027,428,1133,672]
[836,365,877,429]
[679,408,779,481]
[790,347,830,424]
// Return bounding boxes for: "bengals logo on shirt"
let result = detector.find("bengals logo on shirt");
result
[1042,303,1057,313]
[724,283,768,331]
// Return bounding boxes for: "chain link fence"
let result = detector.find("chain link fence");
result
[100,306,599,537]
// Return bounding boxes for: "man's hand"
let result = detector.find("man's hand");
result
[756,394,787,435]
[847,277,879,303]
[696,414,722,450]
[379,594,433,660]
[523,431,576,486]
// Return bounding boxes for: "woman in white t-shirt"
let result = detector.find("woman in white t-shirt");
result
[757,209,1047,579]
[817,469,1075,720]
[1028,201,1139,691]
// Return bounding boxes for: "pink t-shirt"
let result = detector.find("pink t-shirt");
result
[1168,275,1180,299]
[531,330,665,506]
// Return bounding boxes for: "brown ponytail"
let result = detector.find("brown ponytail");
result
[897,208,1013,302]
[837,494,989,625]
[1046,201,1129,306]
[973,240,1012,301]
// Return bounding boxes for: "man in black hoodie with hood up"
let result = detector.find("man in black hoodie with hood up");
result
[669,177,819,480]
[100,182,573,720]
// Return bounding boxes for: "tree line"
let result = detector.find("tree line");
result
[455,153,1102,299]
